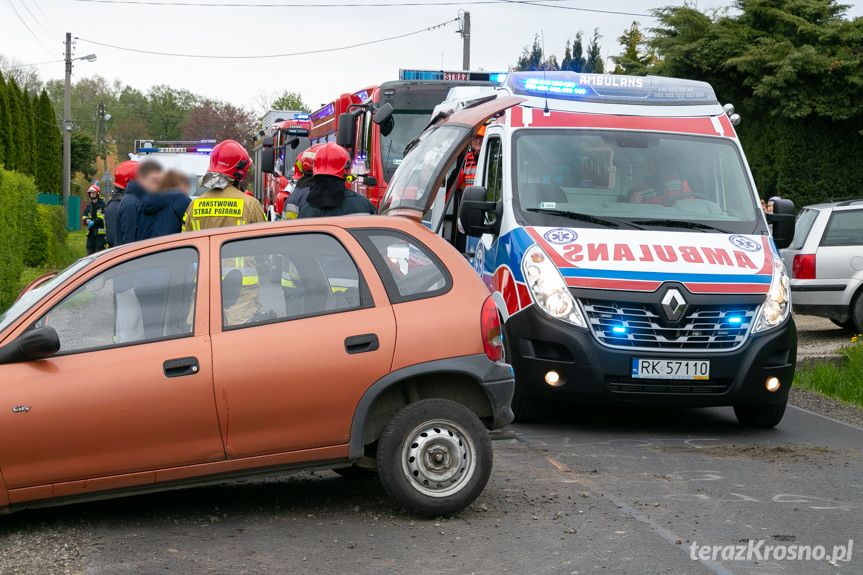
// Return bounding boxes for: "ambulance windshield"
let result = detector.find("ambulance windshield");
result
[513,130,761,235]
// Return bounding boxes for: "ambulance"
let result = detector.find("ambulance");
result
[379,72,798,427]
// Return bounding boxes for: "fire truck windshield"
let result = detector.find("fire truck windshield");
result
[379,112,432,184]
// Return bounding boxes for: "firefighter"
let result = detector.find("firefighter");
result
[283,144,323,219]
[298,143,376,218]
[82,183,107,255]
[183,140,266,325]
[105,160,138,248]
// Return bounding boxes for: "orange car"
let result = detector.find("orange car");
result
[0,216,513,516]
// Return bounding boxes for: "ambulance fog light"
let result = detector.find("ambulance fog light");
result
[545,371,562,386]
[766,377,780,392]
[521,245,586,329]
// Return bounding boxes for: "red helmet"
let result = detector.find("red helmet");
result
[113,161,138,190]
[313,142,351,179]
[209,140,253,182]
[293,143,324,180]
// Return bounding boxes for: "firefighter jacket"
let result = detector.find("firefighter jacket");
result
[104,190,125,247]
[298,176,376,219]
[82,198,107,237]
[183,185,267,326]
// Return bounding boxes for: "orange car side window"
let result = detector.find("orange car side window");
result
[219,233,370,329]
[34,248,199,354]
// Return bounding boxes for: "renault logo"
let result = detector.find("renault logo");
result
[661,288,688,322]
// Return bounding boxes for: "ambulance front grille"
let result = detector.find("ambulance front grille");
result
[581,299,759,351]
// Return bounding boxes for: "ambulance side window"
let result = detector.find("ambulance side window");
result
[483,136,504,202]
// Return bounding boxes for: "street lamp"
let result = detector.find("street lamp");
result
[62,31,96,211]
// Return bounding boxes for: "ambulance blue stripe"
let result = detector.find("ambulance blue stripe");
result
[558,268,771,284]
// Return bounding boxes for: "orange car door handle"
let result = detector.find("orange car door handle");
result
[163,357,200,378]
[345,334,379,355]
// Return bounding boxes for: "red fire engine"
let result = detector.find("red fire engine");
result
[312,69,506,208]
[253,111,311,220]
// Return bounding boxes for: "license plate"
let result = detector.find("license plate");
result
[632,358,710,380]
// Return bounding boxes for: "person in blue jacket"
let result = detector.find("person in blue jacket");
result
[116,159,163,245]
[137,169,191,241]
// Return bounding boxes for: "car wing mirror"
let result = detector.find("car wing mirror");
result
[458,185,501,238]
[766,198,796,249]
[0,326,60,365]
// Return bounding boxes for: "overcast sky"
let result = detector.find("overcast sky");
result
[2,0,863,116]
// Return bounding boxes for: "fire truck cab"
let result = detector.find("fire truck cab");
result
[254,111,312,221]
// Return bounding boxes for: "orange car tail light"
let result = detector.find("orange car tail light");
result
[792,254,816,279]
[481,296,503,362]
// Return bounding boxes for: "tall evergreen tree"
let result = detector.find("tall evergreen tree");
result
[585,29,605,73]
[0,73,9,168]
[561,33,587,72]
[34,90,61,194]
[5,78,23,172]
[20,90,36,176]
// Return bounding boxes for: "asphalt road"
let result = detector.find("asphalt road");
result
[2,401,860,575]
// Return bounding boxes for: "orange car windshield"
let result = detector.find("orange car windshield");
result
[0,258,93,333]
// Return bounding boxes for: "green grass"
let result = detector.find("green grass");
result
[794,343,863,409]
[15,231,88,293]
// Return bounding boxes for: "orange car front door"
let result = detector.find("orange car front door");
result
[0,246,225,490]
[210,230,396,458]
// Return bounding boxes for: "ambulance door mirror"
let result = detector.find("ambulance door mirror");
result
[458,185,501,238]
[766,198,796,249]
[374,103,394,125]
[337,113,356,149]
[260,149,275,174]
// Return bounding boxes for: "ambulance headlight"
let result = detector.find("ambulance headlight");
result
[522,245,586,328]
[754,257,791,333]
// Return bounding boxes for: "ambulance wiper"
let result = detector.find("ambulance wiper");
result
[630,219,725,233]
[527,208,642,229]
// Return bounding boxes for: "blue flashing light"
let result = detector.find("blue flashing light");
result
[523,78,587,96]
[295,113,310,121]
[611,326,627,334]
[727,316,743,324]
[507,71,718,105]
[310,104,334,121]
[491,73,507,83]
[197,147,213,153]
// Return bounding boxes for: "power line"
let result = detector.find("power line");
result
[30,0,63,36]
[18,0,58,41]
[76,17,459,59]
[3,0,57,57]
[497,0,650,17]
[0,58,63,68]
[69,0,650,16]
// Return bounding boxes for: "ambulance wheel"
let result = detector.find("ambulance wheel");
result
[376,399,491,517]
[733,400,787,428]
[510,384,539,423]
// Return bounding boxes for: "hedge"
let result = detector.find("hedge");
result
[0,168,39,311]
[25,203,68,268]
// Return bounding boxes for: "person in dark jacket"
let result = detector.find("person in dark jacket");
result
[116,159,162,245]
[284,144,322,219]
[82,184,107,255]
[298,143,376,219]
[136,169,191,241]
[105,160,138,248]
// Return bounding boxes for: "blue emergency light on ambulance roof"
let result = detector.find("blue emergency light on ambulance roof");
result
[507,71,718,106]
[491,73,508,83]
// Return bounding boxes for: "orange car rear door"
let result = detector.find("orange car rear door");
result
[209,227,396,458]
[0,240,225,491]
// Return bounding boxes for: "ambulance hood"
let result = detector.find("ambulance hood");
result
[525,226,775,295]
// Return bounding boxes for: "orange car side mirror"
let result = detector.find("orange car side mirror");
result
[0,326,60,365]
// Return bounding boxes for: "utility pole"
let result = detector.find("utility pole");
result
[461,11,471,70]
[95,100,102,177]
[62,32,72,207]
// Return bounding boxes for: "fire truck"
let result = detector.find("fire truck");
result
[318,69,506,208]
[129,140,215,196]
[253,111,312,220]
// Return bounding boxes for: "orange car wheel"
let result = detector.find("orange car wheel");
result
[376,399,491,517]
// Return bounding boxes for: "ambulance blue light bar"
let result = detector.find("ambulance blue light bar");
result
[507,72,718,105]
[399,69,507,84]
